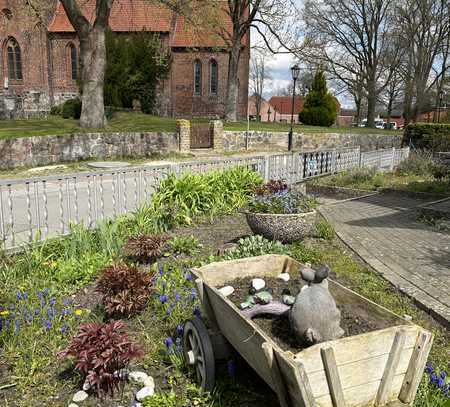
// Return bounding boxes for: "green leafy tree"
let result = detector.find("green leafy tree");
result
[299,70,338,127]
[104,30,171,113]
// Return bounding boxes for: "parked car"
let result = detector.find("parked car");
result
[383,122,397,130]
[359,119,386,129]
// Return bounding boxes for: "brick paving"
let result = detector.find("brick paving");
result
[320,193,450,328]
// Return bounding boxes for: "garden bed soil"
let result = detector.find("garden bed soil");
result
[226,275,399,353]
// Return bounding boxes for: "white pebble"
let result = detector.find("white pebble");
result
[403,314,413,321]
[82,380,91,391]
[68,404,79,407]
[136,386,155,401]
[277,273,290,282]
[218,286,235,297]
[72,390,88,403]
[251,278,265,291]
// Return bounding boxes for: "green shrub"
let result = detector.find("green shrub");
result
[50,104,63,116]
[61,98,82,119]
[315,220,335,240]
[432,163,450,180]
[299,70,338,127]
[403,123,450,152]
[396,152,436,176]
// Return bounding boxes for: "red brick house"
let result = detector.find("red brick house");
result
[268,96,303,123]
[0,0,249,119]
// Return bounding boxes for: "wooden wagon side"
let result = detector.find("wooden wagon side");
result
[192,255,433,407]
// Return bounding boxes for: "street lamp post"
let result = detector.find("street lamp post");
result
[288,64,301,151]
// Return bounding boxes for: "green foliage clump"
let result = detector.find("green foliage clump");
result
[169,235,202,256]
[143,167,263,231]
[299,70,338,127]
[223,235,288,260]
[105,30,171,114]
[61,98,82,119]
[50,104,63,116]
[315,220,335,240]
[403,123,450,152]
[396,152,437,176]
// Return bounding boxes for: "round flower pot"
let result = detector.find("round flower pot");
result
[244,210,317,243]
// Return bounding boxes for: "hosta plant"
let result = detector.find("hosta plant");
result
[59,320,143,396]
[96,263,154,317]
[123,234,169,263]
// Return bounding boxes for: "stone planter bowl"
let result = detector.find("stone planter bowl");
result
[244,210,318,243]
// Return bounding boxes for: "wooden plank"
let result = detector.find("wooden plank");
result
[375,329,407,406]
[195,278,219,332]
[399,330,434,403]
[305,347,414,398]
[321,347,346,407]
[192,254,301,287]
[315,374,406,407]
[275,349,316,407]
[262,342,290,407]
[295,325,419,374]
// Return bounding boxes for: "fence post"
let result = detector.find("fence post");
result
[264,155,270,181]
[390,147,396,171]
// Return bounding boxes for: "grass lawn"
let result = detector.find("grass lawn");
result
[310,163,450,197]
[0,169,447,406]
[0,112,402,140]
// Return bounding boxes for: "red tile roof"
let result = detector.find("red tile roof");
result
[48,0,235,48]
[48,0,172,33]
[269,96,304,115]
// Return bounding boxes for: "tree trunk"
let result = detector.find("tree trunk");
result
[355,96,362,126]
[387,99,392,130]
[225,41,241,122]
[79,27,106,128]
[402,75,413,126]
[412,77,426,123]
[366,76,377,128]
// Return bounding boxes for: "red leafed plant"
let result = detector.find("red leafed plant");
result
[96,263,154,318]
[58,320,143,396]
[123,234,169,263]
[254,179,289,196]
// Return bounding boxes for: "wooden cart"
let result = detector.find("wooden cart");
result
[183,255,433,407]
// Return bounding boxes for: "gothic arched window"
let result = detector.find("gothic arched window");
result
[194,60,202,95]
[68,43,78,80]
[6,37,22,81]
[210,59,218,95]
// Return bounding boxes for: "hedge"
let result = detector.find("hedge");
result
[403,123,450,151]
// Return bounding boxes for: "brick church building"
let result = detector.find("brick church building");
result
[0,0,249,119]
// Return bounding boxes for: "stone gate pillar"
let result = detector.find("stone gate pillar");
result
[210,120,224,152]
[177,119,191,153]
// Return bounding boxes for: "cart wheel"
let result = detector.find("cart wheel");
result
[183,317,215,392]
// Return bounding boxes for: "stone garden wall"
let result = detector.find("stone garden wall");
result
[0,132,179,170]
[222,130,401,152]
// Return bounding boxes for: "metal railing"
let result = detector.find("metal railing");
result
[0,146,409,250]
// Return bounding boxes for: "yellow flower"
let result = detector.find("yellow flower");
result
[0,310,9,316]
[74,309,83,316]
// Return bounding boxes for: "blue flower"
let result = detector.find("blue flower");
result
[441,371,447,380]
[193,306,201,317]
[190,288,197,300]
[184,272,193,281]
[438,377,445,389]
[61,325,68,336]
[14,320,20,335]
[44,320,52,331]
[176,324,184,336]
[62,298,72,306]
[430,373,439,385]
[164,337,174,348]
[42,288,49,297]
[175,292,181,302]
[23,292,28,301]
[158,263,164,276]
[159,294,168,304]
[49,298,56,307]
[16,291,22,301]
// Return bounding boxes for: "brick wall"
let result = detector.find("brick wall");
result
[170,48,248,119]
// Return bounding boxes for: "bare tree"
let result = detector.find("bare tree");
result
[396,0,450,123]
[302,0,401,128]
[250,52,271,120]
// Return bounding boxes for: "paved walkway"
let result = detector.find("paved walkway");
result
[320,193,450,328]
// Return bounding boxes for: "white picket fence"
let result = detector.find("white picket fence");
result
[0,146,409,250]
